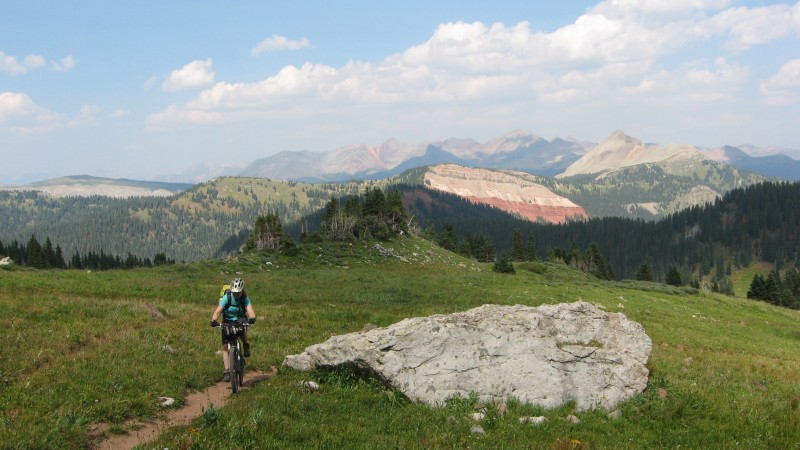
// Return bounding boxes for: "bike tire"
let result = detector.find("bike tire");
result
[229,343,239,393]
[237,355,245,387]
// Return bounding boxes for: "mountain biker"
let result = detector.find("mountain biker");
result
[210,277,256,382]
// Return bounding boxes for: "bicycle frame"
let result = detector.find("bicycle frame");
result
[216,322,248,393]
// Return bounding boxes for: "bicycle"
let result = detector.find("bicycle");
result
[214,321,249,393]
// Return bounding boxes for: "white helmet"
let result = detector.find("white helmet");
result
[230,277,245,293]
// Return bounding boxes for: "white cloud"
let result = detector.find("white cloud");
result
[50,55,78,72]
[707,2,800,51]
[251,35,311,55]
[162,59,215,92]
[145,104,224,132]
[0,91,63,134]
[145,2,797,132]
[110,109,129,119]
[0,52,45,75]
[760,59,800,105]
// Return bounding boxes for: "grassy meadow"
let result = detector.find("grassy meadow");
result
[1,237,798,449]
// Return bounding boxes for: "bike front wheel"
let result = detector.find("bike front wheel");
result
[229,343,240,393]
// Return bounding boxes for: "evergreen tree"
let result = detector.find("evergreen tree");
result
[493,252,516,274]
[665,266,683,286]
[26,235,45,269]
[437,224,458,252]
[245,212,295,252]
[43,237,56,268]
[70,252,83,269]
[511,229,525,262]
[636,262,653,281]
[525,233,537,261]
[54,245,66,269]
[747,273,766,299]
[473,234,496,263]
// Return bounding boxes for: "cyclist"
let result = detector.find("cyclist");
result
[210,277,256,382]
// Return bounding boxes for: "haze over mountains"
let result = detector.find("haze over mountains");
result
[3,130,797,189]
[239,130,799,183]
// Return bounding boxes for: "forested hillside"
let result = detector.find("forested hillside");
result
[0,178,371,262]
[400,181,800,283]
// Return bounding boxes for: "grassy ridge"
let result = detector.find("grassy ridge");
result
[1,238,798,449]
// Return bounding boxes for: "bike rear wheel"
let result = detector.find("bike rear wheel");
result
[229,343,239,393]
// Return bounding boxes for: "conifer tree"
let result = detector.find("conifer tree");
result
[43,237,56,268]
[525,233,537,261]
[437,223,458,252]
[493,252,516,274]
[665,266,683,286]
[26,235,45,269]
[636,262,653,281]
[511,229,525,262]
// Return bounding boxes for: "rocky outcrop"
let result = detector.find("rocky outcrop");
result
[284,301,652,411]
[423,164,588,223]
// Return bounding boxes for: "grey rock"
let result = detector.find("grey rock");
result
[519,416,548,425]
[284,301,652,411]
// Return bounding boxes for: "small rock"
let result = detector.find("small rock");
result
[158,397,175,407]
[470,412,485,421]
[300,380,320,392]
[519,416,547,425]
[565,414,581,424]
[470,425,485,434]
[607,409,622,420]
[161,344,175,354]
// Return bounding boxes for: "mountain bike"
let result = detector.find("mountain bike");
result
[215,321,249,393]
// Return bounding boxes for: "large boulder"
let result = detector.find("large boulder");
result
[284,301,652,411]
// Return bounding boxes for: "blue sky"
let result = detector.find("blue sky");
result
[1,0,798,183]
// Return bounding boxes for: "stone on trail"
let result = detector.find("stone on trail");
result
[283,301,652,411]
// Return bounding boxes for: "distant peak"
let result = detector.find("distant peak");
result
[603,130,641,146]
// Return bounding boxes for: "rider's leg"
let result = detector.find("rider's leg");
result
[241,330,251,357]
[222,344,230,370]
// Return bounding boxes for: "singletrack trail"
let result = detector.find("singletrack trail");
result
[90,367,276,450]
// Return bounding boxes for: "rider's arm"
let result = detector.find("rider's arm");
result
[245,304,256,320]
[211,304,224,322]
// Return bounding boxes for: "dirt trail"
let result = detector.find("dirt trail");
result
[90,368,276,450]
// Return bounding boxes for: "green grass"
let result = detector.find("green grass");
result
[1,237,799,449]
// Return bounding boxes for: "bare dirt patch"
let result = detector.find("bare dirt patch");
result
[89,367,276,450]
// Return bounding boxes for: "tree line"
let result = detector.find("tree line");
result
[747,267,800,309]
[0,235,174,270]
[399,181,800,294]
[235,187,412,255]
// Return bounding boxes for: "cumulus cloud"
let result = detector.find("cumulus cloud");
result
[707,2,800,51]
[251,35,311,55]
[145,1,798,131]
[162,59,215,92]
[760,59,800,105]
[0,52,45,75]
[0,91,63,134]
[50,55,78,72]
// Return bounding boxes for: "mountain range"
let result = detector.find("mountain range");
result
[238,129,799,182]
